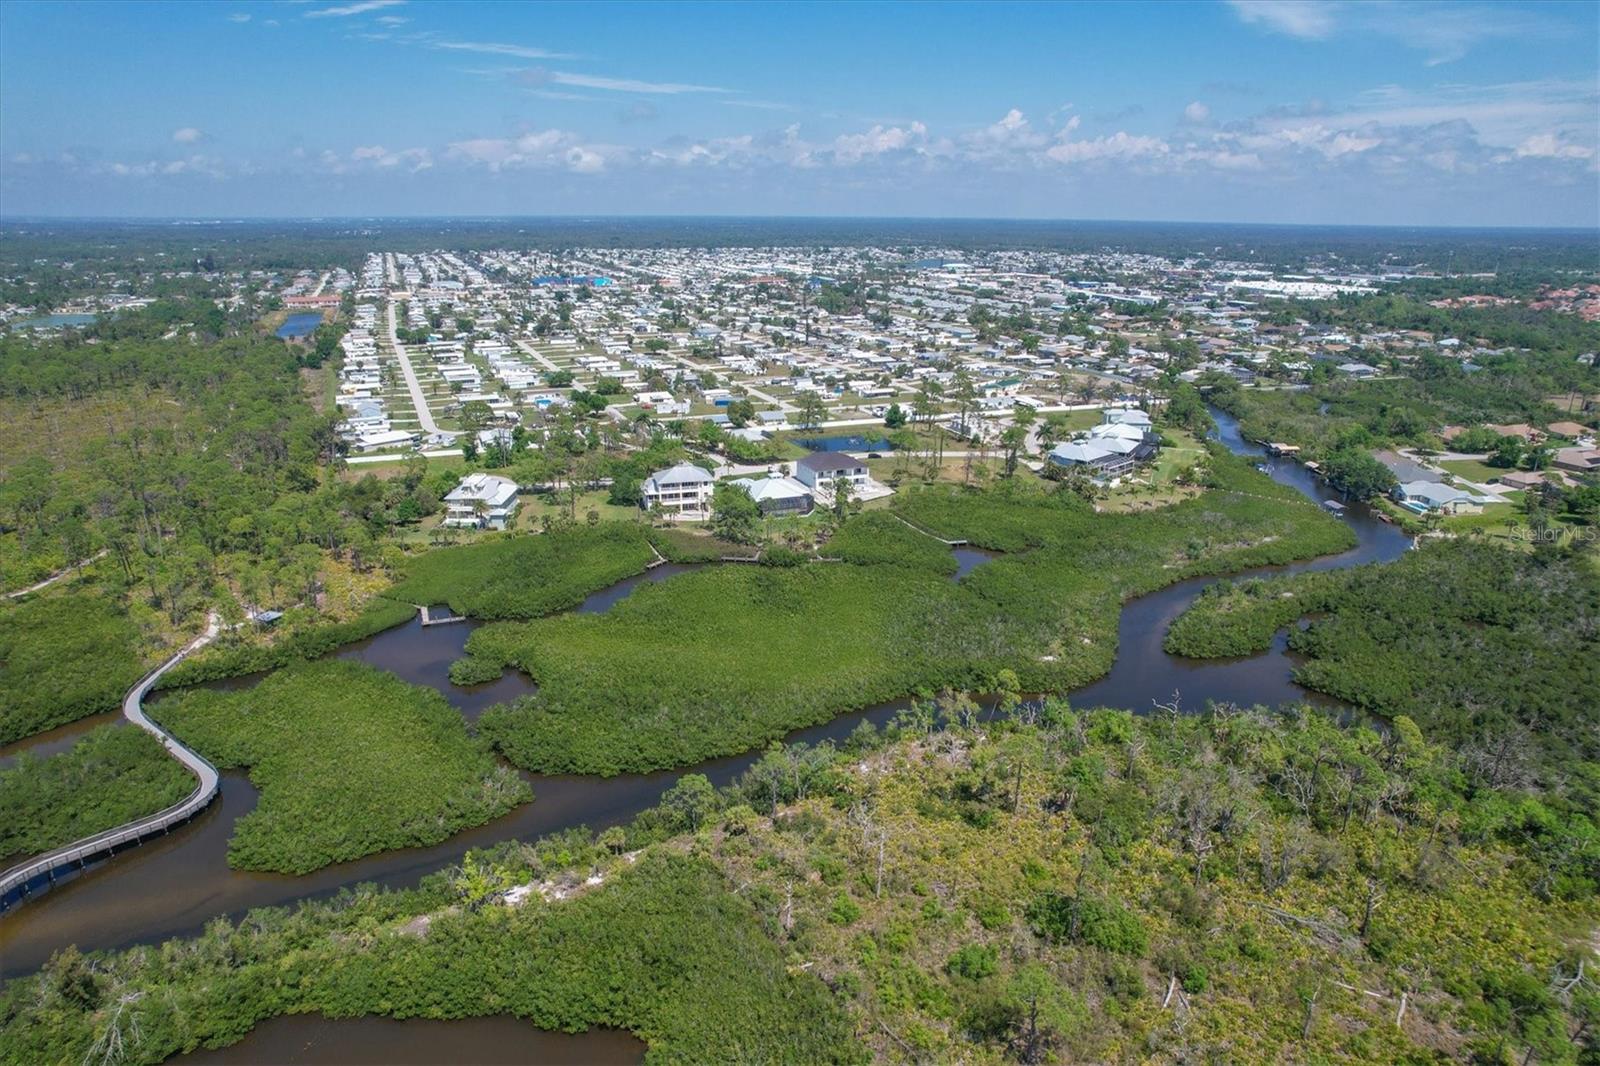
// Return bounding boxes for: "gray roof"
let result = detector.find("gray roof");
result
[798,451,867,472]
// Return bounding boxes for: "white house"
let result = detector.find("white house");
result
[641,462,715,514]
[1047,422,1158,478]
[795,452,869,493]
[731,476,814,516]
[354,429,418,453]
[443,473,520,529]
[1103,407,1152,428]
[1393,480,1483,516]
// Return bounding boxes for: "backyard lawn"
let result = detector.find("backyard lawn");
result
[1438,457,1506,484]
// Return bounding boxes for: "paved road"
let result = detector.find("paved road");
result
[675,352,796,412]
[346,448,462,465]
[513,338,563,373]
[386,298,440,435]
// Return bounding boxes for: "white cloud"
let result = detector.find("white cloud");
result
[981,109,1041,144]
[172,127,205,144]
[227,13,251,23]
[832,122,927,163]
[543,70,732,95]
[431,40,576,61]
[446,129,616,173]
[1184,101,1211,123]
[109,154,227,179]
[1046,131,1169,165]
[305,0,404,18]
[1227,0,1560,65]
[344,144,433,170]
[1227,0,1336,40]
[1513,133,1595,160]
[1272,79,1598,150]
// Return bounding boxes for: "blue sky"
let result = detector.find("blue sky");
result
[2,0,1597,225]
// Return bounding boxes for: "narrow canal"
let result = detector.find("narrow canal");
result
[0,407,1408,981]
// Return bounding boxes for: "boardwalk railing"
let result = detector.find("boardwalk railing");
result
[888,513,967,546]
[0,624,222,912]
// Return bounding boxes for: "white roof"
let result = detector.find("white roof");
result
[1104,407,1152,426]
[445,473,519,507]
[1049,441,1113,464]
[1396,480,1475,506]
[644,462,715,489]
[731,476,811,503]
[1089,422,1146,443]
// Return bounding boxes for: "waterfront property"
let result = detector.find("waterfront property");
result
[730,475,814,516]
[795,452,869,494]
[443,473,520,529]
[1392,479,1486,515]
[642,462,715,515]
[1047,420,1159,477]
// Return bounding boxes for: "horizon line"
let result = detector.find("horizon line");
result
[2,212,1596,234]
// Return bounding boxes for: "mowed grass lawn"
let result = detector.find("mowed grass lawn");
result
[1438,457,1507,484]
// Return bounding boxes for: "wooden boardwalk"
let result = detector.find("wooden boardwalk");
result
[0,622,222,912]
[888,513,967,546]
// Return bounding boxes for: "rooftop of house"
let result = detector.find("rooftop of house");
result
[731,475,812,502]
[444,472,519,507]
[645,461,715,486]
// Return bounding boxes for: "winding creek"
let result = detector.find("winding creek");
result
[0,408,1410,990]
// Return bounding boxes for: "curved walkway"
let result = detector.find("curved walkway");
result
[0,617,223,911]
[4,549,109,600]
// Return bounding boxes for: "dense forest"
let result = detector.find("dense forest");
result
[1209,352,1594,460]
[1165,539,1600,808]
[1269,290,1600,360]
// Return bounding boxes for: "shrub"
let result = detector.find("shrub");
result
[946,944,999,981]
[829,893,862,925]
[0,593,145,742]
[0,724,192,860]
[157,660,531,873]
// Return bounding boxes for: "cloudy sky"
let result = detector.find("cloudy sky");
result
[2,0,1596,225]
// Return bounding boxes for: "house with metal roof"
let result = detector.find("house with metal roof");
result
[1047,422,1159,478]
[731,476,814,516]
[642,462,715,514]
[1392,480,1484,515]
[443,473,520,529]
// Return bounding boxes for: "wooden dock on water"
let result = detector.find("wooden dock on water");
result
[418,604,466,626]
